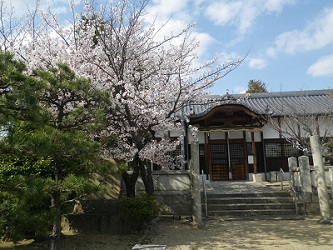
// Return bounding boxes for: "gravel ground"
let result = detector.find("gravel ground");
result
[149,217,333,250]
[62,216,333,250]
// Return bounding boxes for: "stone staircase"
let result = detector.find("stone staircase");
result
[201,182,303,220]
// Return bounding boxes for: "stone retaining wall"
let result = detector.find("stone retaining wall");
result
[135,170,192,216]
[65,170,193,234]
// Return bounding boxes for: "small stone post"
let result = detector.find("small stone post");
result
[190,141,202,226]
[298,156,312,193]
[329,167,333,200]
[310,135,331,221]
[288,157,297,187]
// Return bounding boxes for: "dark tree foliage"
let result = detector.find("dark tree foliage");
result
[0,51,114,246]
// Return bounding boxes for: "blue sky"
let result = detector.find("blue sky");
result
[5,0,333,94]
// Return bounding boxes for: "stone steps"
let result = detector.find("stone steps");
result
[202,191,300,219]
[208,203,295,210]
[206,191,292,198]
[207,196,293,204]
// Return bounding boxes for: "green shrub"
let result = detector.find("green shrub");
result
[119,194,160,223]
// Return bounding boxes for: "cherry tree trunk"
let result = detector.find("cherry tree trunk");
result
[310,135,332,222]
[139,160,154,196]
[122,155,154,197]
[122,171,139,197]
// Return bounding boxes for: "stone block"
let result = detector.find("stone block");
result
[299,156,312,193]
[269,171,277,182]
[132,244,166,250]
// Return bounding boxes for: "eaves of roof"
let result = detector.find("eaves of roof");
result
[184,89,333,119]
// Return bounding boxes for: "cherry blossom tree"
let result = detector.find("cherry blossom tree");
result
[1,0,244,197]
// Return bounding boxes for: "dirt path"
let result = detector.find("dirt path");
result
[149,217,333,250]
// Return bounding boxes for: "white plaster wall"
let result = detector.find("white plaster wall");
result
[210,131,226,140]
[318,117,333,137]
[136,171,191,191]
[279,119,298,138]
[262,123,280,139]
[278,119,311,139]
[187,131,204,143]
[244,131,261,142]
[155,131,168,138]
[264,116,333,139]
[228,131,243,139]
[170,130,183,137]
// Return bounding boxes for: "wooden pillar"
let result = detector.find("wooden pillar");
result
[251,132,257,174]
[205,132,211,181]
[243,131,249,180]
[261,131,268,181]
[278,117,282,139]
[226,132,232,179]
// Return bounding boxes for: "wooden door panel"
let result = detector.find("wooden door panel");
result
[210,141,246,181]
[212,165,229,181]
[229,143,246,180]
[232,164,246,180]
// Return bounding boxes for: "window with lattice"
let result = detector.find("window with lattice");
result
[168,144,181,158]
[211,144,228,165]
[265,142,282,157]
[265,141,301,158]
[282,143,299,157]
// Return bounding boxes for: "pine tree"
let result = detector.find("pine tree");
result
[0,53,113,246]
[246,80,268,93]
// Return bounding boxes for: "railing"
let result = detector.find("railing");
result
[201,170,208,216]
[280,168,299,215]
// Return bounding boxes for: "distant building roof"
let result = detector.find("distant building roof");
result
[185,89,333,118]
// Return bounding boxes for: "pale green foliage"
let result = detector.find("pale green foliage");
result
[246,79,268,93]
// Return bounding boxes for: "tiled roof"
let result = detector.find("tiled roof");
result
[185,89,333,118]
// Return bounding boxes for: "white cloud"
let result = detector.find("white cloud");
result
[307,54,333,77]
[205,1,241,26]
[205,1,254,36]
[147,0,189,22]
[248,57,268,69]
[264,0,295,12]
[219,51,243,64]
[2,0,32,16]
[233,86,247,94]
[146,0,216,63]
[193,32,216,58]
[204,0,295,38]
[2,0,70,17]
[273,7,333,54]
[145,0,192,39]
[265,47,278,58]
